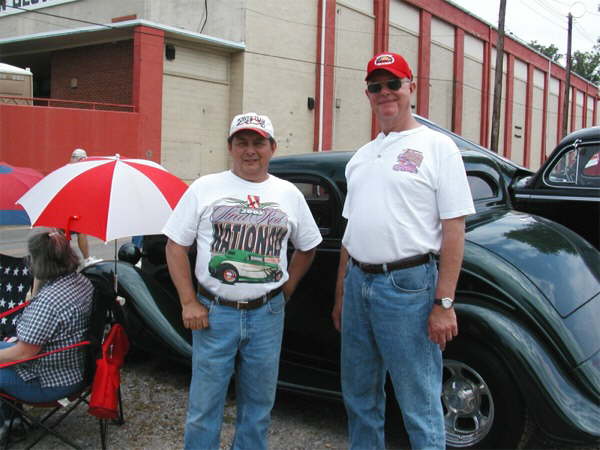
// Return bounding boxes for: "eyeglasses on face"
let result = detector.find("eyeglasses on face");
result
[366,78,404,94]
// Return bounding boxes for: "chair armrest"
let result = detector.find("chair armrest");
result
[0,340,91,369]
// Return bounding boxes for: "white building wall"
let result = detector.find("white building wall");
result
[161,44,230,181]
[389,0,419,82]
[575,90,584,130]
[462,33,483,144]
[429,18,454,130]
[242,0,317,156]
[332,1,374,150]
[147,0,245,43]
[530,68,545,170]
[547,77,560,156]
[510,59,527,165]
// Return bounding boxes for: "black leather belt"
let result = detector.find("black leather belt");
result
[350,253,431,274]
[197,284,283,310]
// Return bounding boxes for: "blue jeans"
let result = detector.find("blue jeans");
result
[341,259,445,450]
[0,342,85,422]
[184,293,285,450]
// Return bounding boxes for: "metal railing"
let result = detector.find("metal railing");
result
[0,95,135,112]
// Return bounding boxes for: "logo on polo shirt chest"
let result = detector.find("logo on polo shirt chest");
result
[393,149,423,174]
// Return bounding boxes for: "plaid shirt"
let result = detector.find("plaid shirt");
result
[16,272,94,388]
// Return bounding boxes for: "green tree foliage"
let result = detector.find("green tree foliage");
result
[529,40,562,62]
[571,40,600,84]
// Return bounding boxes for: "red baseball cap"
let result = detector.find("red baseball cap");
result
[365,52,413,81]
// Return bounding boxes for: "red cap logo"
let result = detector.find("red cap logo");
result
[374,54,395,66]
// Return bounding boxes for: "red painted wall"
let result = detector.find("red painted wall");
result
[52,41,133,105]
[0,104,141,174]
[132,26,164,163]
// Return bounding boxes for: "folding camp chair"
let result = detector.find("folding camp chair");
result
[0,274,126,449]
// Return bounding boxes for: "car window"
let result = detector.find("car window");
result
[581,147,600,183]
[547,144,600,187]
[294,181,334,232]
[468,174,496,201]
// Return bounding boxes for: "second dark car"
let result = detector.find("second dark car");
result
[512,126,600,249]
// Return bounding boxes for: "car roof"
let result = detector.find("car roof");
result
[269,115,525,183]
[557,126,600,147]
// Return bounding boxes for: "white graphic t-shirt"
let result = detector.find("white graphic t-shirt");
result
[163,171,322,301]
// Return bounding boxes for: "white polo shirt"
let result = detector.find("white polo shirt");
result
[342,126,475,264]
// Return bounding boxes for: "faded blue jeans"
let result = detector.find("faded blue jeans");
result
[341,258,445,450]
[184,293,285,450]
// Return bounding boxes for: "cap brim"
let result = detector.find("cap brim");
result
[365,67,405,81]
[230,127,270,139]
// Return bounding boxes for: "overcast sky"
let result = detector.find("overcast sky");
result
[448,0,599,56]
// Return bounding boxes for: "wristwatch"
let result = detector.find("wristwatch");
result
[434,297,454,309]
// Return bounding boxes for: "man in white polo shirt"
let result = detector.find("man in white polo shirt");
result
[332,53,475,449]
[164,112,322,450]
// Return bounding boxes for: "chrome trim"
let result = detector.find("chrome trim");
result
[515,194,600,202]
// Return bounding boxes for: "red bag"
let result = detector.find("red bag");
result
[88,323,129,419]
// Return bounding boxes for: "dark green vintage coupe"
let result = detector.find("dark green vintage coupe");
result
[85,117,600,449]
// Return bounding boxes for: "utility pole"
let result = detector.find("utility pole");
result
[490,0,507,153]
[561,12,573,138]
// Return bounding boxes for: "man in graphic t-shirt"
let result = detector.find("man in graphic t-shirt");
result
[163,112,322,450]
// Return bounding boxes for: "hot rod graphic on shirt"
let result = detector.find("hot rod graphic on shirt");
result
[208,249,283,284]
[208,196,287,285]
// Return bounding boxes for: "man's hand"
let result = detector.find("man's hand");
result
[428,306,458,350]
[332,246,349,332]
[332,292,343,332]
[182,300,209,330]
[284,248,317,302]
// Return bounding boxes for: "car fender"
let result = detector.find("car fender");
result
[454,302,600,443]
[83,261,192,361]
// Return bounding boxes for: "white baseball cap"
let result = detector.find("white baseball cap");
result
[71,148,87,161]
[229,112,274,139]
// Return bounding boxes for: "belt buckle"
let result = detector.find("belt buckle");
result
[237,300,249,310]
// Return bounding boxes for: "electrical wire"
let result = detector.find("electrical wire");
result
[199,0,208,34]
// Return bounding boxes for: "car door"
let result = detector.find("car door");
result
[513,137,600,248]
[276,173,345,396]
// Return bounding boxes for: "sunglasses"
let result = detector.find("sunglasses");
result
[366,78,404,94]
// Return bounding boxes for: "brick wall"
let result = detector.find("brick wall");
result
[51,40,133,105]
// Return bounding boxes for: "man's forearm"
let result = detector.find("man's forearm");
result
[435,217,466,299]
[165,239,196,306]
[336,246,349,298]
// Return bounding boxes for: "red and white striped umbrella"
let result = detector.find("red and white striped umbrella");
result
[17,155,188,242]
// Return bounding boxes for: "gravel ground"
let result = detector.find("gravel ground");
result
[8,353,600,450]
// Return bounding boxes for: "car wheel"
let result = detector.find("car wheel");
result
[443,339,531,449]
[274,270,283,281]
[219,264,239,284]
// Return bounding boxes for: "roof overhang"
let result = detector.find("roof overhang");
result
[0,19,245,57]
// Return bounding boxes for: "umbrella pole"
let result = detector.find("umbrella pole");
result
[114,239,118,294]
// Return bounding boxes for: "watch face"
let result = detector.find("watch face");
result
[442,297,454,309]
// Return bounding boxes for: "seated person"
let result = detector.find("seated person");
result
[0,231,94,430]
